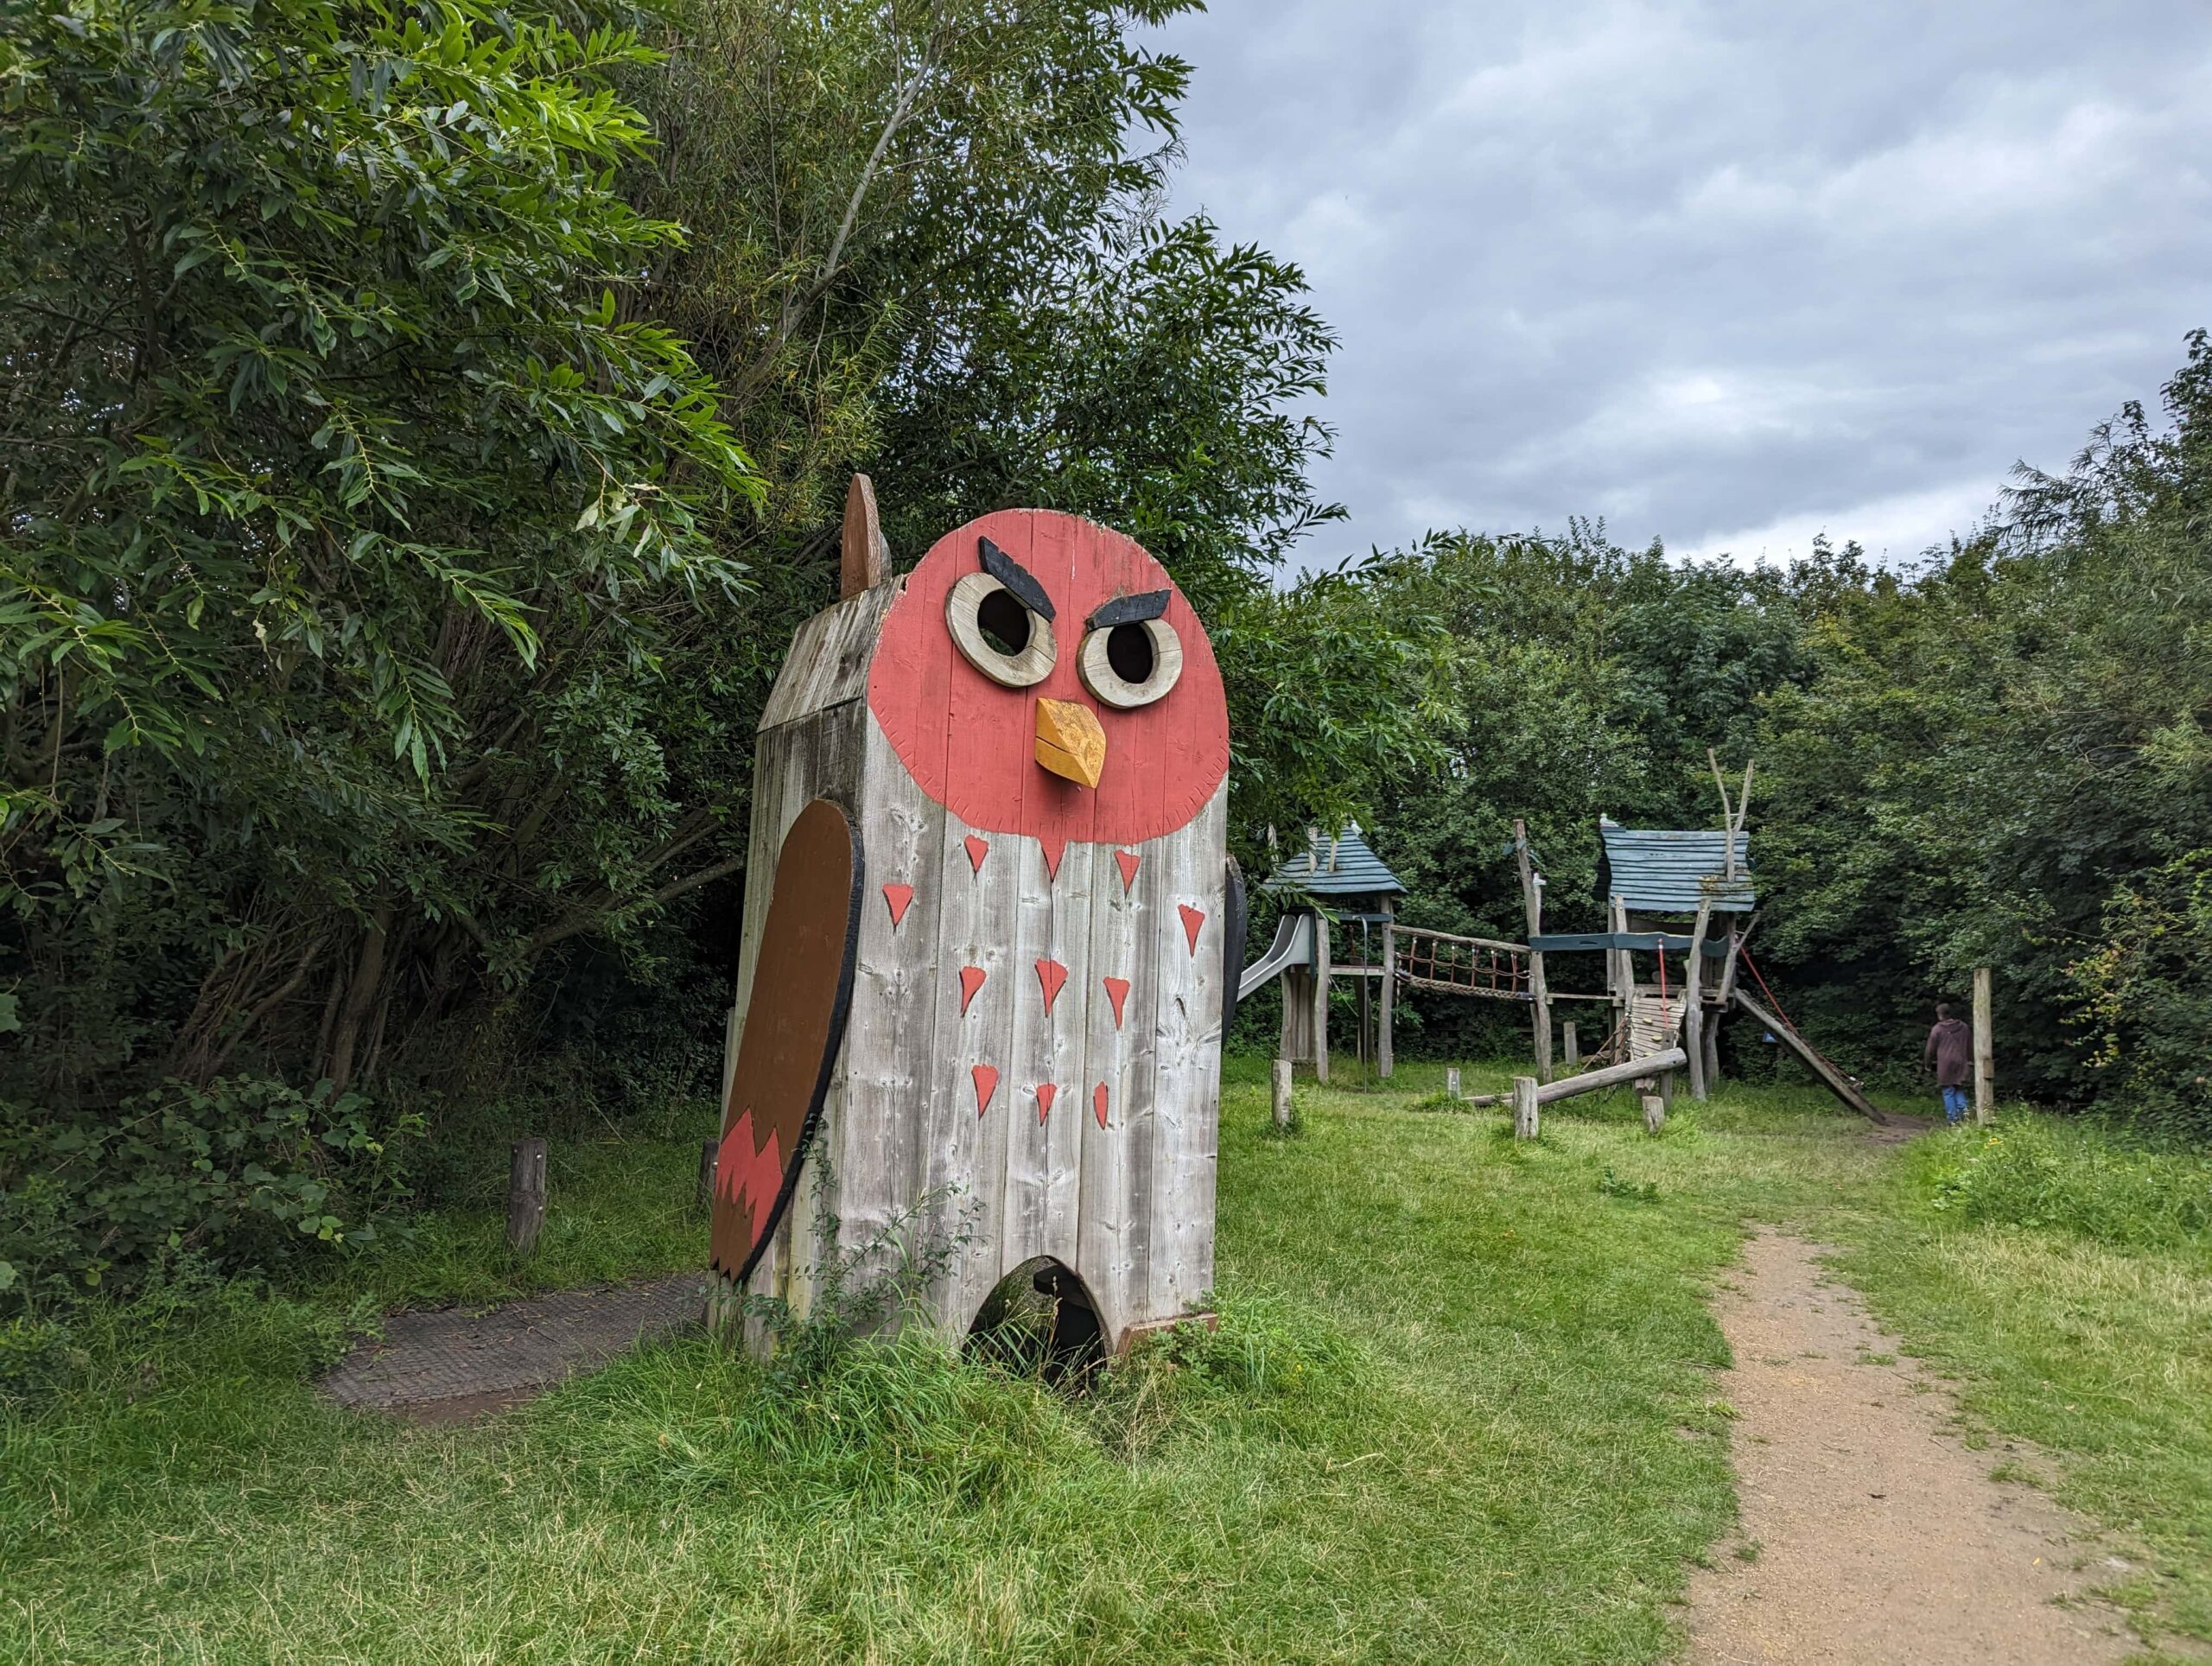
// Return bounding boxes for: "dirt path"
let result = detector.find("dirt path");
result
[1685,1231,2139,1664]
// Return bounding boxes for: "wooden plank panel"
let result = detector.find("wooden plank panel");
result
[1077,818,1147,1347]
[834,715,946,1299]
[1732,989,1889,1123]
[1147,781,1227,1322]
[758,583,899,732]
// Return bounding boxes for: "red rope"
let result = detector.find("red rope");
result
[1738,945,1802,1036]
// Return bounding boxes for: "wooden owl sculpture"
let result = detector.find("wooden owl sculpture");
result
[709,480,1243,1355]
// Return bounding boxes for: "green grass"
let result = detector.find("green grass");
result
[3,1059,2206,1661]
[1827,1122,2212,1648]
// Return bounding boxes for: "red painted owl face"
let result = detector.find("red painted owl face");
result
[867,510,1229,863]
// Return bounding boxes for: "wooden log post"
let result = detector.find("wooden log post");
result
[1608,893,1631,1040]
[1511,1074,1540,1141]
[1515,820,1552,1084]
[1536,1047,1687,1104]
[1642,1093,1666,1135]
[1973,965,1995,1126]
[1684,897,1713,1103]
[1311,914,1332,1084]
[1446,1066,1461,1100]
[1377,905,1396,1080]
[696,1138,719,1211]
[507,1136,548,1256]
[1272,1057,1294,1132]
[1563,1022,1580,1068]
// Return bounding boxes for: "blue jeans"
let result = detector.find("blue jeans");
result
[1941,1084,1969,1123]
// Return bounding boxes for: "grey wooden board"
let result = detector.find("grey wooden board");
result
[1732,989,1889,1123]
[758,582,902,733]
[1539,1046,1688,1103]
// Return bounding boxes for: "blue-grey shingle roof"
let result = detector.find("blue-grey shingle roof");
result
[1597,818,1755,913]
[1264,825,1407,898]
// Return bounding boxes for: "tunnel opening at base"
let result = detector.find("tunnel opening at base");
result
[964,1256,1105,1384]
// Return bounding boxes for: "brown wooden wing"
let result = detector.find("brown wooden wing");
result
[709,798,863,1283]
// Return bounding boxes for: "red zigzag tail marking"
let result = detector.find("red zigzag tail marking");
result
[715,1109,785,1255]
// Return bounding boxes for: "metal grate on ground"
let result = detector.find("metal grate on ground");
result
[321,1273,707,1419]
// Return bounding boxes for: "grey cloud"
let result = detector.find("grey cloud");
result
[1146,0,2212,564]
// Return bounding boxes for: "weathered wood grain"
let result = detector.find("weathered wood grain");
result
[1973,965,1994,1126]
[1684,897,1713,1102]
[507,1136,547,1256]
[1541,1047,1688,1103]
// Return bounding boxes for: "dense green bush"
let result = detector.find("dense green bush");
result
[2069,853,2212,1141]
[0,1077,421,1313]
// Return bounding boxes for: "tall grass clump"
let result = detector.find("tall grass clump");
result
[558,1328,1096,1518]
[1918,1116,2212,1250]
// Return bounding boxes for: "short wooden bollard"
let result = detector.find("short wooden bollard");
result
[1562,1023,1580,1067]
[1511,1075,1540,1140]
[507,1136,548,1256]
[1272,1057,1294,1131]
[1642,1094,1666,1135]
[697,1137,719,1211]
[1446,1066,1461,1099]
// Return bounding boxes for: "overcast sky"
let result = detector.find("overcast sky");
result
[1146,1,2212,566]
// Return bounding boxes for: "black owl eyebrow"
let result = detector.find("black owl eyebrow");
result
[977,537,1055,620]
[1087,590,1170,630]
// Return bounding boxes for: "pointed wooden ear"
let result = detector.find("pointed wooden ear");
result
[841,473,887,599]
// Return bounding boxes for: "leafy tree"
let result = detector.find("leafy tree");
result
[1758,333,2212,1112]
[0,0,753,1107]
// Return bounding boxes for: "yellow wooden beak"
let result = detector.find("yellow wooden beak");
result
[1034,697,1106,789]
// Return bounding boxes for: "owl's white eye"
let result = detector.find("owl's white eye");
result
[1078,615,1182,709]
[947,570,1056,688]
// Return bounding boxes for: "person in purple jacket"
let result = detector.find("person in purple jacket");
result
[1924,1002,1974,1124]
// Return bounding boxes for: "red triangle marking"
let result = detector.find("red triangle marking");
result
[1035,958,1069,1014]
[1103,976,1131,1028]
[1035,1084,1057,1124]
[1092,1083,1110,1129]
[1039,834,1067,880]
[959,965,987,1014]
[963,835,989,874]
[882,884,914,928]
[1179,904,1206,955]
[972,1064,1000,1117]
[1114,850,1141,892]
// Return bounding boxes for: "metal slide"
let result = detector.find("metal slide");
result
[1731,989,1890,1124]
[1238,912,1316,1002]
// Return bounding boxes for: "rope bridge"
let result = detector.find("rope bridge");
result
[1392,925,1530,1001]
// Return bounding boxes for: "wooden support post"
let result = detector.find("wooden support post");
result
[1377,907,1395,1080]
[1512,1075,1540,1141]
[1312,915,1332,1084]
[1446,1066,1461,1099]
[1515,820,1551,1084]
[1281,965,1313,1067]
[1642,1093,1666,1135]
[696,1138,718,1211]
[507,1136,547,1256]
[1973,965,1995,1126]
[1563,1021,1580,1067]
[1272,1057,1294,1132]
[1684,898,1713,1103]
[1700,1021,1720,1095]
[1608,893,1631,1040]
